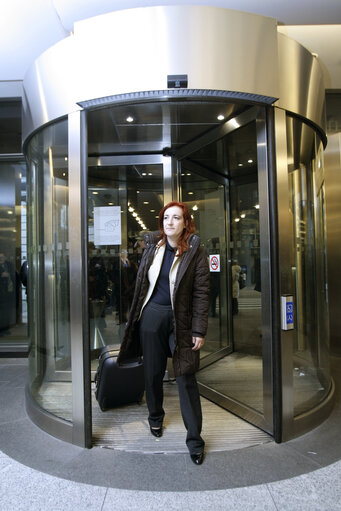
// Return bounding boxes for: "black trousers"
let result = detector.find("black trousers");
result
[139,301,205,455]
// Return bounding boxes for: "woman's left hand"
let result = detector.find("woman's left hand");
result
[192,336,205,351]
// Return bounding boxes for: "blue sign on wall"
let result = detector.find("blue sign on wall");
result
[281,295,294,330]
[286,301,294,325]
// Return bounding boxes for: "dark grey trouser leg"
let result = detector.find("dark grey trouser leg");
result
[139,303,172,428]
[176,373,205,455]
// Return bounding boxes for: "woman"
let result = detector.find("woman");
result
[118,201,209,465]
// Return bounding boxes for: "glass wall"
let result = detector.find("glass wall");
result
[87,162,164,360]
[0,161,28,346]
[26,119,71,421]
[287,116,331,416]
[0,100,28,352]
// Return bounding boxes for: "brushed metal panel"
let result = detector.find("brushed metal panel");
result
[324,133,341,356]
[68,110,92,447]
[22,5,278,141]
[256,110,273,433]
[274,107,295,440]
[276,33,326,136]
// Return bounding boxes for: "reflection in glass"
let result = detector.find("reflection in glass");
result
[87,164,163,356]
[0,161,28,347]
[26,120,71,421]
[191,121,264,415]
[287,117,331,415]
[180,168,229,357]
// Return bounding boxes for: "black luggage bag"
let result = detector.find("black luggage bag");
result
[94,345,145,411]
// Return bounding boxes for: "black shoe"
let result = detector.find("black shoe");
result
[150,426,163,438]
[190,452,205,465]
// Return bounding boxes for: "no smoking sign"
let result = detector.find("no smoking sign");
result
[209,254,220,272]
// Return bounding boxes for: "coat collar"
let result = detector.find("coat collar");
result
[144,231,200,252]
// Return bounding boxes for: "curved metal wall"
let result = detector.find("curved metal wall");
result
[23,5,280,141]
[276,33,326,136]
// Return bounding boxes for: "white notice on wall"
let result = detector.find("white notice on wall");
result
[94,206,121,246]
[209,254,220,272]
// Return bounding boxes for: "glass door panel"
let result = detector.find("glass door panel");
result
[178,117,269,427]
[87,162,164,356]
[180,165,230,360]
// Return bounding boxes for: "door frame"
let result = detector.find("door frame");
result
[71,103,277,446]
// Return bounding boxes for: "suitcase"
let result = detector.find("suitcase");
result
[94,345,145,411]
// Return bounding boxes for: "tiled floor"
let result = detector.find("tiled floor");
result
[1,357,341,510]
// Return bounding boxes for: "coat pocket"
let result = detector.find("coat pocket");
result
[177,345,200,375]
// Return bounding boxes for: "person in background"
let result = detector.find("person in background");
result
[0,252,16,336]
[231,260,241,315]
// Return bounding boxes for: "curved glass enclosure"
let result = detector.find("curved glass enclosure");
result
[286,116,331,416]
[25,98,333,446]
[26,120,72,424]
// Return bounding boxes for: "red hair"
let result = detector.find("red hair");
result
[158,201,196,256]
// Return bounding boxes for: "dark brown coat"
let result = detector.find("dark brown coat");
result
[118,232,210,376]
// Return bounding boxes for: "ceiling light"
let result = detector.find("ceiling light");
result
[108,202,113,206]
[235,218,240,222]
[132,212,137,217]
[142,173,147,176]
[248,159,253,163]
[238,163,243,167]
[126,116,134,123]
[148,173,153,176]
[128,206,134,212]
[217,114,225,121]
[240,213,246,218]
[255,204,260,209]
[64,157,68,161]
[92,191,98,195]
[150,209,155,212]
[188,191,194,195]
[143,201,149,204]
[192,205,198,211]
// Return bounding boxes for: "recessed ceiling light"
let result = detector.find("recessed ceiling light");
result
[217,114,225,121]
[128,207,134,212]
[238,163,243,167]
[133,212,137,217]
[92,191,98,195]
[240,213,246,218]
[126,116,134,123]
[188,191,194,195]
[142,173,147,176]
[143,201,149,204]
[235,218,240,222]
[148,173,153,176]
[255,204,260,209]
[248,159,253,163]
[193,205,198,211]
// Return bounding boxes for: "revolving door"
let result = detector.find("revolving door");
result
[25,95,333,446]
